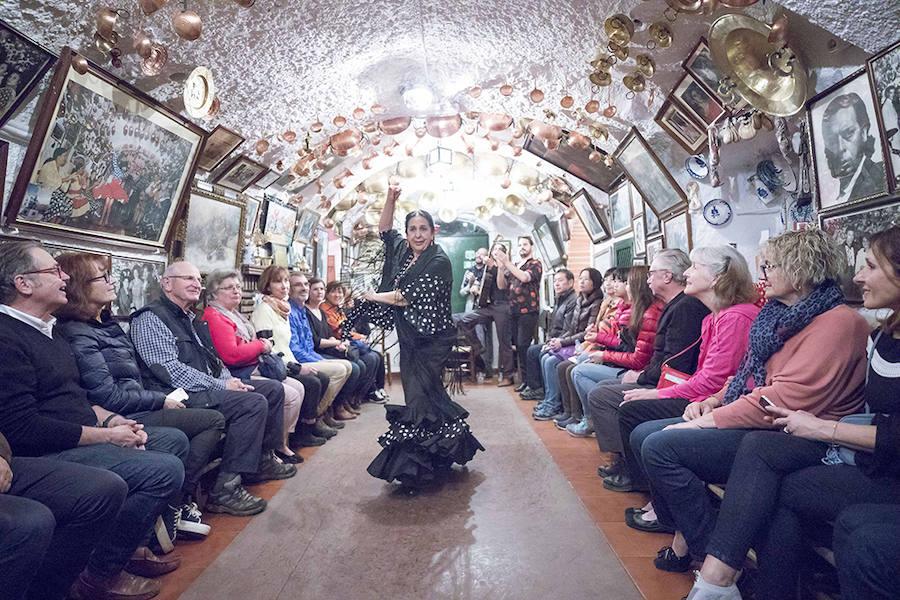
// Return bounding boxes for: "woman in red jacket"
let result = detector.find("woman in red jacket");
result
[568,266,662,436]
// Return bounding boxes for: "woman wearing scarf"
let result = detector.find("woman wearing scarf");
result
[635,228,869,576]
[349,183,484,487]
[683,225,900,600]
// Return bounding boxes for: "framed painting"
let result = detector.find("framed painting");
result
[608,180,632,236]
[809,69,889,212]
[632,214,646,256]
[570,188,610,243]
[4,48,203,248]
[197,125,244,172]
[294,208,320,244]
[243,194,261,238]
[213,155,268,193]
[663,211,693,254]
[182,189,245,273]
[254,169,280,189]
[262,197,298,246]
[646,236,664,263]
[614,127,688,219]
[592,245,612,271]
[671,72,726,128]
[109,254,165,317]
[0,20,55,128]
[867,39,900,191]
[533,216,565,268]
[628,181,643,216]
[315,227,328,279]
[644,202,662,238]
[523,132,624,193]
[819,198,900,302]
[655,98,707,154]
[682,37,746,110]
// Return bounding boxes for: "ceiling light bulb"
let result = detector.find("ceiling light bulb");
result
[403,85,434,111]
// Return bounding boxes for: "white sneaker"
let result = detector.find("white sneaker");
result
[685,572,742,600]
[176,502,211,538]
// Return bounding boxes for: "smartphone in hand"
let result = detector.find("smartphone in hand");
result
[758,395,775,410]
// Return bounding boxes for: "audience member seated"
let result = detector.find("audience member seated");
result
[321,281,389,403]
[0,240,187,600]
[250,265,351,446]
[594,267,625,325]
[55,252,225,540]
[532,267,604,421]
[599,247,759,499]
[202,269,314,463]
[566,266,662,437]
[584,249,709,490]
[683,225,900,600]
[0,431,127,600]
[519,269,576,400]
[131,260,295,518]
[637,228,868,577]
[305,277,366,417]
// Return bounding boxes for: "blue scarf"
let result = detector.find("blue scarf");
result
[722,280,844,404]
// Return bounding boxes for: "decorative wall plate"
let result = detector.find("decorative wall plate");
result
[184,66,215,119]
[685,155,709,179]
[703,198,733,226]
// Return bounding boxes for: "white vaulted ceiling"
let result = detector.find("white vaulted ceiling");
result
[1,0,895,204]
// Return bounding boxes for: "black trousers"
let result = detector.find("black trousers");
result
[557,360,578,417]
[511,311,539,382]
[132,407,225,490]
[459,302,513,376]
[834,504,900,600]
[290,371,329,420]
[618,397,690,490]
[187,379,284,474]
[1,458,127,600]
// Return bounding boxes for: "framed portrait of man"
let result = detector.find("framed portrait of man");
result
[809,69,889,212]
[671,72,726,128]
[655,99,707,154]
[867,39,900,191]
[0,20,55,128]
[3,47,203,249]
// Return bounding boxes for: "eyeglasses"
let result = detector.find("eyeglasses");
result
[647,269,670,278]
[88,272,112,284]
[760,262,780,278]
[19,264,64,279]
[218,284,241,292]
[165,274,203,284]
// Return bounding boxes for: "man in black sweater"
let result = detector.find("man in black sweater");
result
[585,249,710,494]
[0,241,188,600]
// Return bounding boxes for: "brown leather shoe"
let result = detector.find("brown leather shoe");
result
[124,546,181,578]
[334,406,357,420]
[344,403,361,415]
[70,570,160,600]
[497,377,515,387]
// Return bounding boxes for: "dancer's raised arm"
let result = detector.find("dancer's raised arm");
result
[379,182,400,233]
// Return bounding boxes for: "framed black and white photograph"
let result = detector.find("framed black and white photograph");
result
[571,188,610,243]
[809,69,889,211]
[533,216,565,268]
[628,181,643,216]
[0,20,55,128]
[254,169,281,189]
[819,198,900,302]
[197,125,244,172]
[672,72,726,128]
[614,128,688,219]
[646,236,664,263]
[213,155,268,193]
[243,194,261,238]
[663,211,692,254]
[183,189,245,273]
[262,197,298,246]
[608,181,632,236]
[5,48,203,248]
[644,203,662,238]
[523,132,624,193]
[632,214,646,256]
[867,39,900,191]
[109,254,165,317]
[655,99,707,154]
[294,208,320,244]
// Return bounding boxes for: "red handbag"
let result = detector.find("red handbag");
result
[656,337,701,390]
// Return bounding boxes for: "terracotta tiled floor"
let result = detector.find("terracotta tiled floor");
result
[155,382,691,599]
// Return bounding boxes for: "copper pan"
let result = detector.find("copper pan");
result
[479,112,513,132]
[567,131,592,150]
[560,95,574,109]
[173,11,202,41]
[330,128,363,156]
[96,8,125,43]
[140,44,167,76]
[529,121,562,147]
[139,0,167,15]
[378,116,411,136]
[425,114,462,138]
[132,31,153,59]
[72,54,90,75]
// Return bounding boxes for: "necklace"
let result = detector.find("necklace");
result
[393,252,418,288]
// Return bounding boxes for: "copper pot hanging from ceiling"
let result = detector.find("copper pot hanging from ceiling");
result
[371,103,386,114]
[173,11,202,41]
[378,116,411,136]
[425,114,462,138]
[567,131,592,150]
[95,8,122,43]
[255,139,269,154]
[560,95,574,109]
[585,99,600,113]
[529,121,562,150]
[72,53,90,75]
[333,115,347,127]
[140,44,167,76]
[138,0,167,16]
[132,31,153,59]
[500,84,513,96]
[529,87,545,103]
[281,130,297,143]
[310,118,324,133]
[479,112,513,132]
[352,107,365,120]
[468,86,482,98]
[330,128,363,156]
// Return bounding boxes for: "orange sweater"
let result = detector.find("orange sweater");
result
[712,305,870,429]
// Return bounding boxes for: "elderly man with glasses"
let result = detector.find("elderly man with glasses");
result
[130,260,295,519]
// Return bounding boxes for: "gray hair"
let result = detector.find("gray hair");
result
[205,269,242,302]
[690,246,757,308]
[654,249,690,285]
[0,240,41,305]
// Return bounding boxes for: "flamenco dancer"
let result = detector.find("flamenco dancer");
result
[352,182,484,487]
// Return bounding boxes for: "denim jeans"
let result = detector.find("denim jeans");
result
[539,353,563,410]
[2,458,128,600]
[640,426,753,559]
[571,362,623,416]
[834,504,900,600]
[43,428,186,579]
[524,343,544,390]
[622,399,689,489]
